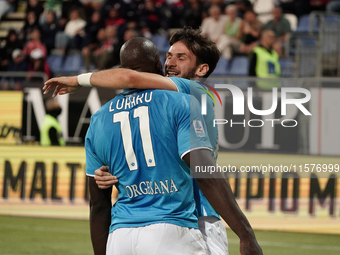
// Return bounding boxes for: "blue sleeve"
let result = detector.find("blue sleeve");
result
[175,95,212,159]
[85,121,105,177]
[167,77,191,94]
[168,77,205,99]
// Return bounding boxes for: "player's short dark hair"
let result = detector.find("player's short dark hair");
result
[169,27,220,78]
[120,37,162,75]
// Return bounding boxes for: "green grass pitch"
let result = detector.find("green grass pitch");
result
[0,215,339,255]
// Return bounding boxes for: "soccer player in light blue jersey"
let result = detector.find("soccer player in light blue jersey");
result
[43,29,262,255]
[86,38,213,254]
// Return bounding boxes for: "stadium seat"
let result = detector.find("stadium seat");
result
[297,37,317,51]
[298,57,318,77]
[285,14,298,31]
[295,36,318,77]
[47,54,83,74]
[322,15,340,54]
[296,14,319,33]
[279,58,294,77]
[323,14,340,26]
[151,34,169,54]
[211,57,229,76]
[227,56,249,76]
[296,15,309,33]
[253,0,273,14]
[257,13,272,25]
[62,55,83,73]
[46,55,63,74]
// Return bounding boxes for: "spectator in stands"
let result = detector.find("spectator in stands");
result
[326,0,340,12]
[0,30,23,71]
[123,29,138,42]
[201,5,228,51]
[55,8,87,50]
[125,21,141,35]
[263,6,291,57]
[202,0,226,12]
[82,28,105,72]
[40,98,65,146]
[217,4,242,59]
[224,5,243,37]
[41,11,60,54]
[26,0,44,18]
[238,10,262,55]
[105,7,126,38]
[140,0,164,34]
[83,11,104,48]
[27,48,51,80]
[183,0,204,29]
[105,8,125,28]
[22,28,47,59]
[60,0,83,30]
[8,49,28,72]
[235,0,253,18]
[82,25,120,71]
[248,30,281,89]
[123,0,145,23]
[5,49,28,90]
[167,0,186,29]
[80,0,103,19]
[42,0,62,18]
[22,11,41,40]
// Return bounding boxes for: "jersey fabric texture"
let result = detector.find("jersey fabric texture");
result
[85,89,212,233]
[168,77,220,219]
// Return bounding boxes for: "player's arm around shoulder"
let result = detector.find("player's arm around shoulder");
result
[43,69,178,97]
[88,176,112,255]
[91,68,178,91]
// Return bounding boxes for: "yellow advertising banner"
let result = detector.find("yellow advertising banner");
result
[0,91,23,145]
[0,148,339,233]
[0,146,89,219]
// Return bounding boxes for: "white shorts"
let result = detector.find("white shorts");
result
[106,223,209,255]
[198,216,229,255]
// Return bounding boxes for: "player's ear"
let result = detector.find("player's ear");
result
[195,63,209,78]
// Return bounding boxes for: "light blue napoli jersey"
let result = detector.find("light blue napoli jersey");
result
[85,89,212,233]
[168,77,220,219]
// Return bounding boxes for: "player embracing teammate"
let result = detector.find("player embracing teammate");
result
[44,28,262,255]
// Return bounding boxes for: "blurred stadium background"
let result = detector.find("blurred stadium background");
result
[1,0,340,254]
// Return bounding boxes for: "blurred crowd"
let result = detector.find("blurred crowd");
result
[0,0,339,89]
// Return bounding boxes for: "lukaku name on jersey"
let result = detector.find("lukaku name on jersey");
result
[124,179,179,199]
[109,91,153,112]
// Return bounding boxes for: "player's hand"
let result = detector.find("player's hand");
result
[240,237,263,255]
[43,76,81,98]
[94,166,119,189]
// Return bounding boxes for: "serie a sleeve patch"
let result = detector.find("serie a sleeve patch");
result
[193,120,206,137]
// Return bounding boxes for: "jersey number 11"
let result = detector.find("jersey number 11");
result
[113,106,156,171]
